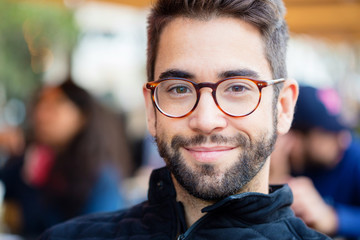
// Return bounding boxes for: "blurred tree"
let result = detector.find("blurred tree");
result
[0,0,78,101]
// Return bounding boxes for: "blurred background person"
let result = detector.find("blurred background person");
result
[270,85,360,239]
[0,79,133,239]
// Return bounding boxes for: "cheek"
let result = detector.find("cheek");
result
[58,108,84,139]
[155,114,191,145]
[230,96,275,139]
[58,113,82,135]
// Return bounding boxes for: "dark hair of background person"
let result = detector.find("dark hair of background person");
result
[146,0,288,101]
[29,79,133,218]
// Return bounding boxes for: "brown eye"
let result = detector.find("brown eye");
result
[174,86,189,94]
[229,85,246,92]
[167,85,192,95]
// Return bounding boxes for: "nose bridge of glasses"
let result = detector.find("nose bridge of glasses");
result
[197,82,217,90]
[194,82,222,117]
[196,82,218,103]
[196,82,217,96]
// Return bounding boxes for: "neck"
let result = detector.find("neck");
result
[172,175,210,227]
[172,160,270,227]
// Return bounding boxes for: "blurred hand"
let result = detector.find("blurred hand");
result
[0,127,24,156]
[288,177,338,236]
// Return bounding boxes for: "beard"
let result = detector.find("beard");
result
[303,151,331,171]
[155,126,277,201]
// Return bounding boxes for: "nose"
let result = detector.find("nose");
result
[188,89,227,135]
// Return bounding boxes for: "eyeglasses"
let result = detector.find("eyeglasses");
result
[146,77,285,118]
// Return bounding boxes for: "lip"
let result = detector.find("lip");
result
[183,145,237,163]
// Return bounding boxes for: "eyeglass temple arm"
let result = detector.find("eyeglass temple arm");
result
[266,78,285,86]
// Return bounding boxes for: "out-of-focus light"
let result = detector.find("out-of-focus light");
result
[4,98,26,127]
[23,19,54,74]
[63,0,86,9]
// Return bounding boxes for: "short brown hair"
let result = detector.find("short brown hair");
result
[147,0,288,89]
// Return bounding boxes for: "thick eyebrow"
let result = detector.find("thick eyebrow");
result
[158,69,195,80]
[158,68,261,81]
[218,69,260,79]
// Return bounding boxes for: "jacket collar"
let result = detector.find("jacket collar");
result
[148,167,177,204]
[148,167,294,223]
[202,185,294,223]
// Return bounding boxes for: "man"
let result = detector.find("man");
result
[40,0,330,239]
[271,86,360,239]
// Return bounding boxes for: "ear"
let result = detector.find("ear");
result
[143,84,157,137]
[276,79,299,135]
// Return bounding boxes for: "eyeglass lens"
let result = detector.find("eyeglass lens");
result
[154,79,260,117]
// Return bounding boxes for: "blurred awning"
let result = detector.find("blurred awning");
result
[285,0,360,42]
[14,0,360,42]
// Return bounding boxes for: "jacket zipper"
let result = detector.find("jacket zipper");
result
[177,213,211,240]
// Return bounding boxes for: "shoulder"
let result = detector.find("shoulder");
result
[39,203,148,240]
[281,216,331,240]
[40,168,179,240]
[346,138,360,159]
[251,209,330,240]
[339,139,360,171]
[39,197,178,240]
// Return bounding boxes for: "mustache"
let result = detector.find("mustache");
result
[170,134,249,150]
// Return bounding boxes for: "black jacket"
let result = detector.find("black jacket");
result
[40,167,330,240]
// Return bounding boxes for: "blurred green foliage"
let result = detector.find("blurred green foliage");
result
[0,0,78,101]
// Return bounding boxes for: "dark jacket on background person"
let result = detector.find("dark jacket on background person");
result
[40,167,330,240]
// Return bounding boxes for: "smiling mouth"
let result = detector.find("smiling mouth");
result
[183,145,237,163]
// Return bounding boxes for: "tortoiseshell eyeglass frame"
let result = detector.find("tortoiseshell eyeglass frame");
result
[146,77,285,118]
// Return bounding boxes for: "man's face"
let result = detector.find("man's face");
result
[145,17,279,200]
[298,129,341,169]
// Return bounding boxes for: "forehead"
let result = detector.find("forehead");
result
[154,17,272,81]
[38,87,64,102]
